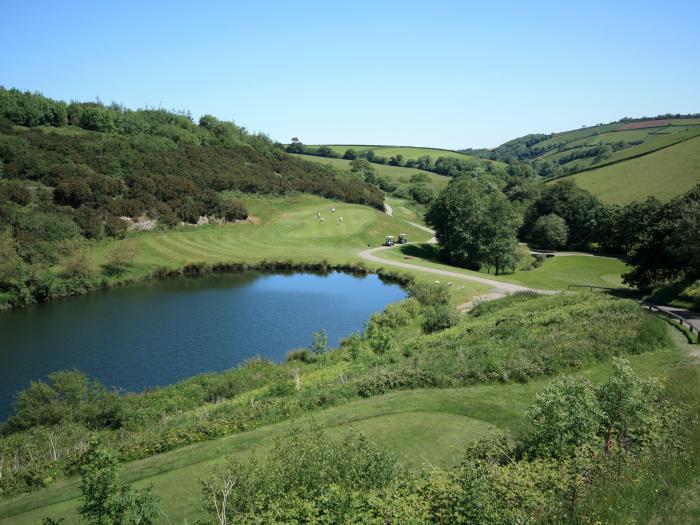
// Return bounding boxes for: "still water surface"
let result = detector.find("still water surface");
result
[0,271,405,419]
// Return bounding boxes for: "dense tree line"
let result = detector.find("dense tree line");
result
[426,167,699,289]
[0,87,383,309]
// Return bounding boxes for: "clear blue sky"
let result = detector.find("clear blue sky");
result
[1,0,698,148]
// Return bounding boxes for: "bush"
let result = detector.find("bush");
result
[421,304,459,333]
[408,281,450,307]
[104,216,127,238]
[285,348,315,363]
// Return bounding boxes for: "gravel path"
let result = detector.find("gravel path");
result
[370,201,552,296]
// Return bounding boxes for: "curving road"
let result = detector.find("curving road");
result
[362,203,549,296]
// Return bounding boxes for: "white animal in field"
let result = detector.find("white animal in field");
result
[447,282,453,286]
[331,208,336,213]
[317,212,321,219]
[434,280,440,284]
[338,216,343,224]
[320,217,325,223]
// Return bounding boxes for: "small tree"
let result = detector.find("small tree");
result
[78,442,161,525]
[343,148,357,160]
[310,329,328,354]
[531,214,568,250]
[103,243,137,276]
[78,443,122,524]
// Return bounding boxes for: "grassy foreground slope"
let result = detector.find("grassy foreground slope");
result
[0,292,686,525]
[565,135,700,204]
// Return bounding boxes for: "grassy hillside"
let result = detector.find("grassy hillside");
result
[311,145,473,162]
[565,135,700,204]
[472,115,700,204]
[290,153,449,192]
[0,292,685,524]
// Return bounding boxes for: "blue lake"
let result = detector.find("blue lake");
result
[0,271,405,419]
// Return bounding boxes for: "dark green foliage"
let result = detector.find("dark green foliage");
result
[407,280,450,307]
[427,177,520,273]
[623,184,700,287]
[408,182,435,204]
[5,370,122,432]
[531,213,568,249]
[285,348,315,363]
[77,442,161,525]
[421,303,459,333]
[522,179,600,248]
[0,87,384,309]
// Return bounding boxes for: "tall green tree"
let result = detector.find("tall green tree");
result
[426,178,520,273]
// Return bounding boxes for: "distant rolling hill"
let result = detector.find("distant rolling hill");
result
[565,135,700,204]
[468,116,700,204]
[310,145,474,162]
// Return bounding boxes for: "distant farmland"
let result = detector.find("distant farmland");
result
[564,135,700,204]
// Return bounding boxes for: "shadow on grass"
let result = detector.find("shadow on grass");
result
[398,243,439,259]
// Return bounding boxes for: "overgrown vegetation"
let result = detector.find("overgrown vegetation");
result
[0,292,669,498]
[0,87,383,309]
[192,357,698,524]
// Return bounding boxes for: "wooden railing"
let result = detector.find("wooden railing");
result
[567,284,615,292]
[643,302,700,343]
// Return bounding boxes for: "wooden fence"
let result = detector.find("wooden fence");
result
[643,302,700,343]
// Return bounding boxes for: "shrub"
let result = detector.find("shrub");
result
[421,304,459,333]
[286,348,314,363]
[408,281,450,307]
[526,375,603,459]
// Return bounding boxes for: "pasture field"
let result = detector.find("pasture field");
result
[0,332,686,525]
[310,145,475,162]
[565,135,700,204]
[290,153,449,190]
[378,244,628,291]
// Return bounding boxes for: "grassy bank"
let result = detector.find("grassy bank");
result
[0,292,684,524]
[0,323,687,524]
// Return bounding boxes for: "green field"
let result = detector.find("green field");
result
[565,136,700,204]
[290,153,449,190]
[310,145,474,162]
[90,195,430,275]
[86,194,492,306]
[379,244,628,291]
[0,336,686,525]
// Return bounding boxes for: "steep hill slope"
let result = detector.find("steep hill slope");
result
[565,135,700,204]
[467,115,700,203]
